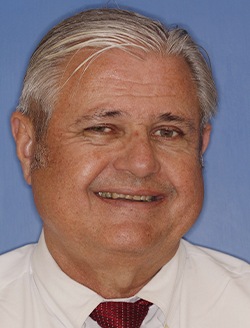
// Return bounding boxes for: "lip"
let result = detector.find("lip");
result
[93,189,166,206]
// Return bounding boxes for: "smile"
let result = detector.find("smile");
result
[97,192,157,202]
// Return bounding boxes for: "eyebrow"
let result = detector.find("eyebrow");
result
[73,110,123,125]
[157,112,196,132]
[158,112,185,122]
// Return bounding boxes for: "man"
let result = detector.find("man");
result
[1,8,250,328]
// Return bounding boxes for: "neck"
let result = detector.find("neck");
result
[44,230,179,299]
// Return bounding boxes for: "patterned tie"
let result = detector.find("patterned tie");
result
[89,299,153,328]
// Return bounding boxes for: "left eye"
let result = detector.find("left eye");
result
[154,129,179,138]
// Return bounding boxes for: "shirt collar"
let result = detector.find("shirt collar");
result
[32,231,102,328]
[137,241,186,325]
[32,230,186,328]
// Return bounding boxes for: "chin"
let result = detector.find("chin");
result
[101,226,160,254]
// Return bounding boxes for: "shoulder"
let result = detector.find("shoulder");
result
[0,244,36,290]
[180,239,250,325]
[181,238,250,277]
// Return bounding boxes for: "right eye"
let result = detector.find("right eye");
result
[85,125,113,134]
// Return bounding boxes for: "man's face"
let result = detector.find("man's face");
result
[31,49,210,263]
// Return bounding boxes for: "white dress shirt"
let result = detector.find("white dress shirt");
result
[0,230,250,328]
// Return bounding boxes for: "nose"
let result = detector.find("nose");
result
[112,132,160,178]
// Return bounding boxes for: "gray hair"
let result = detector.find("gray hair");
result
[17,8,217,142]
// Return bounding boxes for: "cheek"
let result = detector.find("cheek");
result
[162,151,204,220]
[32,145,118,225]
[162,149,203,189]
[51,143,112,185]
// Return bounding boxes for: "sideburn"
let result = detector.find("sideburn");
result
[27,100,51,171]
[31,140,50,171]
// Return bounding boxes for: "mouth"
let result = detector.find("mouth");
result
[97,191,159,202]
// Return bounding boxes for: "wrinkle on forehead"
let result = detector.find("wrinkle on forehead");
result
[55,49,200,130]
[60,48,197,91]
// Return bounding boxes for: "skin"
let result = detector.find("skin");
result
[11,49,211,298]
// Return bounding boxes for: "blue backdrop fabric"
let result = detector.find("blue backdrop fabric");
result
[1,0,250,262]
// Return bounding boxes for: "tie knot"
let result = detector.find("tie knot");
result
[90,299,153,328]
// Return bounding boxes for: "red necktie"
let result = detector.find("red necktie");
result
[89,299,153,328]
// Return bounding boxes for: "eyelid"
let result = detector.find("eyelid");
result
[84,124,117,134]
[152,126,184,137]
[89,125,110,130]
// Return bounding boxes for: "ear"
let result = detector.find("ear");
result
[11,112,35,185]
[201,122,212,154]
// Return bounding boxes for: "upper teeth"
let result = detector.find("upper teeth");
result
[98,192,155,202]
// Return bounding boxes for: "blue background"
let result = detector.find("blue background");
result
[1,0,250,262]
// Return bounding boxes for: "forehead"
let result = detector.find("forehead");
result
[55,48,199,122]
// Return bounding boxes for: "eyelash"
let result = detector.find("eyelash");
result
[86,126,113,133]
[153,128,182,138]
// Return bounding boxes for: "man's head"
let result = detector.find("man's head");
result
[11,9,216,290]
[16,9,216,143]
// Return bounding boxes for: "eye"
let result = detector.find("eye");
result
[154,128,180,138]
[86,125,113,133]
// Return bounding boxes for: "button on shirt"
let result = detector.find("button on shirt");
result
[1,231,250,328]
